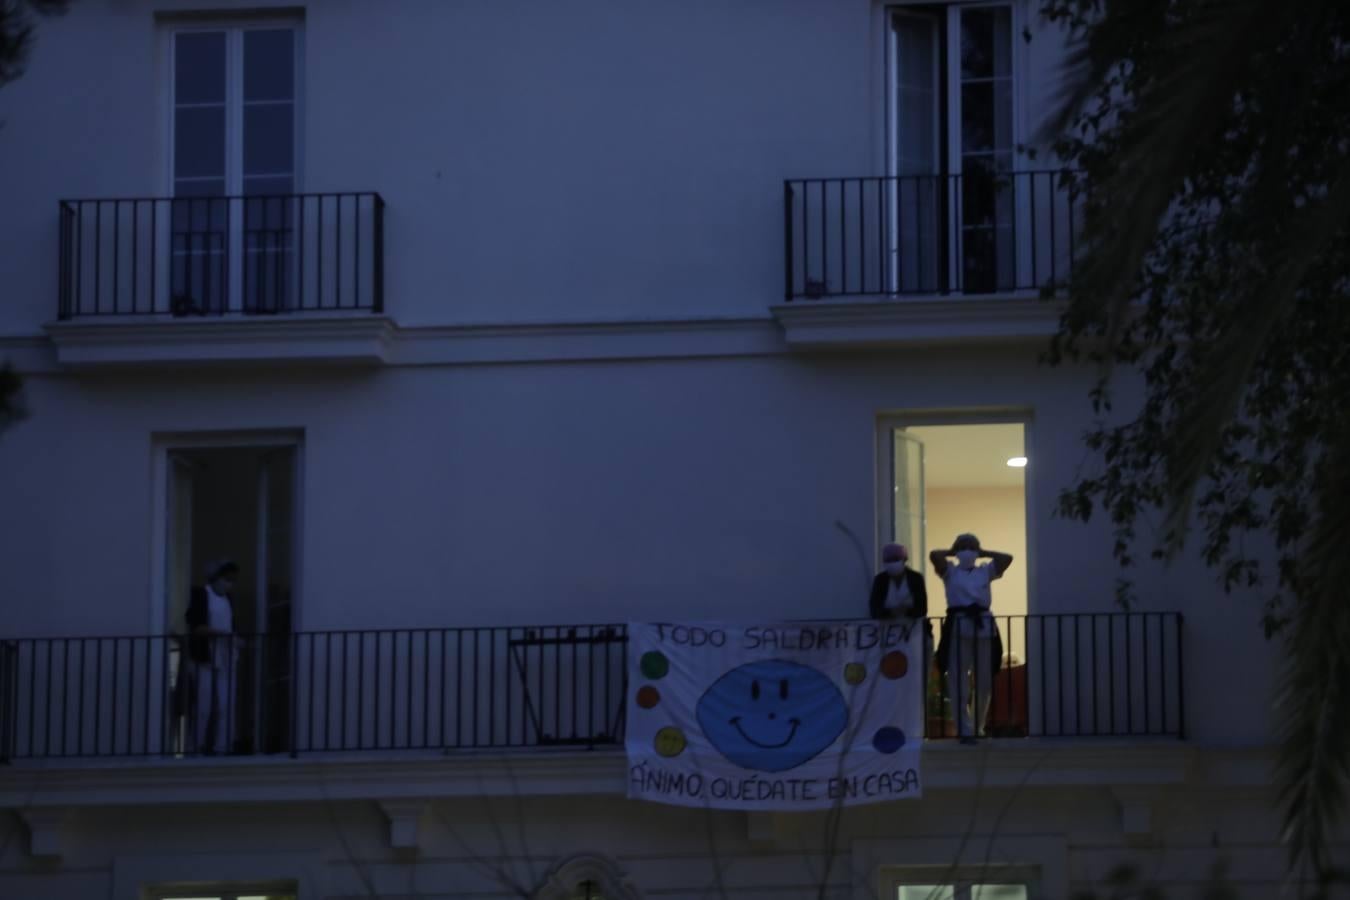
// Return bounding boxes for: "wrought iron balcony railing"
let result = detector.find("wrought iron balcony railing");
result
[784,170,1077,301]
[56,192,384,320]
[0,613,1181,762]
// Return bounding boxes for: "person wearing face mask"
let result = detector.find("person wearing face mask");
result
[930,533,1013,744]
[869,543,934,693]
[869,543,928,622]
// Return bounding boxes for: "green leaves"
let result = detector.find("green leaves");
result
[1042,0,1350,885]
[0,0,72,90]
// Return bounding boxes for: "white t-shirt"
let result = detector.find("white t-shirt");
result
[943,563,1000,638]
[942,563,1000,613]
[883,575,914,613]
[205,586,235,669]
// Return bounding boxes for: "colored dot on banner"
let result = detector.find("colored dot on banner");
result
[880,650,909,680]
[654,726,687,758]
[636,685,661,709]
[873,726,906,754]
[640,651,670,680]
[844,662,867,685]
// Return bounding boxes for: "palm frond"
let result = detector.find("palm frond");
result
[1048,0,1288,344]
[1275,423,1350,888]
[1160,168,1350,544]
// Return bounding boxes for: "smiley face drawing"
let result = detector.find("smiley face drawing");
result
[695,659,848,773]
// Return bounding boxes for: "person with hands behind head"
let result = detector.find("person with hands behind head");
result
[930,533,1013,744]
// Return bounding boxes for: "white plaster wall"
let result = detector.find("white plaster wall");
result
[0,0,1074,331]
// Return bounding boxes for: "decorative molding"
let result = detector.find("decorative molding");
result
[43,314,397,368]
[390,315,782,365]
[6,296,1068,373]
[377,799,427,853]
[18,808,66,860]
[770,295,1065,348]
[0,742,1269,812]
[538,853,643,900]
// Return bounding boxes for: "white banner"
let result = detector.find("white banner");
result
[625,620,923,810]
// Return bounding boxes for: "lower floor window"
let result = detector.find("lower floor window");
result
[571,880,604,900]
[152,887,296,900]
[897,885,1029,900]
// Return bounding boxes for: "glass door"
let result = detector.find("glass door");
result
[879,427,927,572]
[169,26,298,315]
[889,10,943,294]
[950,4,1016,293]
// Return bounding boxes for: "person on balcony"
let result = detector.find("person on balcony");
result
[869,542,934,691]
[931,534,1013,745]
[185,559,241,755]
[869,542,928,622]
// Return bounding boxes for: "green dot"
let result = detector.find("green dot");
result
[640,651,669,680]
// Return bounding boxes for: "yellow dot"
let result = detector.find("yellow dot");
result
[844,663,867,685]
[654,726,687,758]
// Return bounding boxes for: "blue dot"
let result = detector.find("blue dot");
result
[872,726,905,754]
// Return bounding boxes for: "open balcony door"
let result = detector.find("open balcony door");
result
[163,452,197,754]
[880,428,927,574]
[252,448,296,754]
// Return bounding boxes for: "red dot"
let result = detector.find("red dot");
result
[880,651,909,680]
[636,685,661,709]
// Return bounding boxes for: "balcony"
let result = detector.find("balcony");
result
[775,170,1077,347]
[46,192,392,367]
[0,613,1182,764]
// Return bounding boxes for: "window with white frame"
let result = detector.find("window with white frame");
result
[168,22,300,314]
[150,887,296,900]
[886,2,1019,294]
[896,885,1030,900]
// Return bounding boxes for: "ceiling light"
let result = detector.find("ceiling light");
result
[1006,456,1028,468]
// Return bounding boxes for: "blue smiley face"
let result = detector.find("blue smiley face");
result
[695,659,848,773]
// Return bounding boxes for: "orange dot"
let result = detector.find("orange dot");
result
[880,651,909,680]
[636,685,661,709]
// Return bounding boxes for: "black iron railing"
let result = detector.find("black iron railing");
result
[0,613,1181,762]
[784,170,1077,301]
[56,192,385,320]
[921,612,1185,741]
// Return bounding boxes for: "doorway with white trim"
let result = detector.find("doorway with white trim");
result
[162,437,300,755]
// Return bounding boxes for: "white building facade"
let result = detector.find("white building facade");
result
[0,1,1305,898]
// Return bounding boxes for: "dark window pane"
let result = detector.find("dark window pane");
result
[173,178,226,198]
[244,104,295,175]
[962,225,1016,293]
[244,29,295,102]
[174,107,226,179]
[170,195,227,232]
[170,239,226,315]
[243,192,296,231]
[961,81,1012,154]
[175,32,226,104]
[243,175,295,197]
[960,7,1012,79]
[962,82,994,152]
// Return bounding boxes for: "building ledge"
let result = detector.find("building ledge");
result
[44,314,396,368]
[0,741,1269,810]
[770,294,1064,349]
